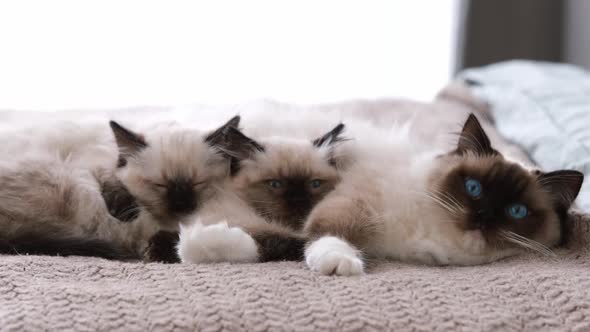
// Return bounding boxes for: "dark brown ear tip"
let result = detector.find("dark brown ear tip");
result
[227,115,241,127]
[109,120,131,136]
[570,170,584,181]
[464,113,482,127]
[108,120,148,150]
[109,120,122,130]
[541,169,585,203]
[312,122,347,147]
[554,169,584,181]
[569,170,584,190]
[456,112,495,156]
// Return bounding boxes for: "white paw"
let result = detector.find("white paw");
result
[177,221,259,264]
[305,236,364,276]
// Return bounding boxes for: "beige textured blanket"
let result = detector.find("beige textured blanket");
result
[1,84,589,332]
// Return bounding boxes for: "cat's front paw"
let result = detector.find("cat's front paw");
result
[305,236,364,276]
[177,221,259,264]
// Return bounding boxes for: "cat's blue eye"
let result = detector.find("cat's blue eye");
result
[464,178,482,198]
[310,179,322,189]
[268,180,282,189]
[507,203,528,219]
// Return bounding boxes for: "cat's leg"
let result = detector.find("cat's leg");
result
[241,224,305,262]
[305,236,364,276]
[176,220,305,264]
[144,231,181,263]
[304,196,379,276]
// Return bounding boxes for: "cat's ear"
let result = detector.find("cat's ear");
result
[204,115,241,147]
[221,127,264,175]
[109,121,148,167]
[538,170,584,210]
[313,123,348,167]
[222,126,265,160]
[204,115,263,160]
[312,123,346,148]
[456,114,496,156]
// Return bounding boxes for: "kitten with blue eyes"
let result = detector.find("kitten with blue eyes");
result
[175,123,345,264]
[304,114,583,275]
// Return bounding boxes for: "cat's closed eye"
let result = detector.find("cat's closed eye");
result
[149,179,205,190]
[192,180,207,188]
[151,182,167,190]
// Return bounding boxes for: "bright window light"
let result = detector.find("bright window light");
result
[0,0,459,110]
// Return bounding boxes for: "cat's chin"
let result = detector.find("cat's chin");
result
[462,230,487,255]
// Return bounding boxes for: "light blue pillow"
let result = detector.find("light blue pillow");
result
[460,60,590,211]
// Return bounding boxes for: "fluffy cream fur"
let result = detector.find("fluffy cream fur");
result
[0,103,575,269]
[302,113,575,275]
[0,119,233,257]
[177,130,340,264]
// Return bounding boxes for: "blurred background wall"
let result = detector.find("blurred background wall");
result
[564,0,590,69]
[458,0,590,71]
[0,0,460,110]
[0,0,588,110]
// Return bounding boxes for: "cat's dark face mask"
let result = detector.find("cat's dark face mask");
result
[109,115,241,229]
[431,114,583,254]
[222,123,346,230]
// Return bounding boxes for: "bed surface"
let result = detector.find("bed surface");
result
[2,249,589,332]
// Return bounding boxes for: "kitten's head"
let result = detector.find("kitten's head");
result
[110,116,240,229]
[226,124,346,229]
[431,114,583,261]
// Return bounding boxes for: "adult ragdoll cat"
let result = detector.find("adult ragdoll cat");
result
[0,116,240,259]
[304,113,583,275]
[169,122,347,264]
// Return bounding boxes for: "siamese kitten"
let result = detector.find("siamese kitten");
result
[0,116,239,259]
[174,123,346,264]
[304,114,583,275]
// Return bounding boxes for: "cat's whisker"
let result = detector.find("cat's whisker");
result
[256,208,283,219]
[424,191,462,216]
[524,241,555,257]
[444,192,464,212]
[437,218,460,224]
[419,189,463,216]
[430,187,465,214]
[500,230,556,257]
[423,192,455,213]
[248,199,280,204]
[117,206,141,219]
[366,211,392,225]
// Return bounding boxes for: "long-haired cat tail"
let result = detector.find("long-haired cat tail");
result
[0,232,139,260]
